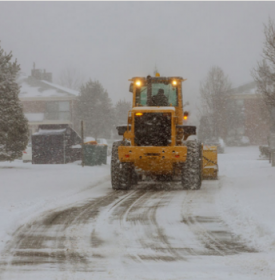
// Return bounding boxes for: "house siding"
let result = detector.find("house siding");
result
[244,98,269,145]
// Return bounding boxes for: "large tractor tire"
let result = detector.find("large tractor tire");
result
[111,141,133,190]
[131,169,139,185]
[181,140,202,190]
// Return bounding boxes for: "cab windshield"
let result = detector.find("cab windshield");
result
[136,83,178,106]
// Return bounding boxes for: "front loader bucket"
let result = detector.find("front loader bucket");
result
[202,145,218,179]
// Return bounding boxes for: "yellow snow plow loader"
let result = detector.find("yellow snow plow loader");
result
[111,74,218,190]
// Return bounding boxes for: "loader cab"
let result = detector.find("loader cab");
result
[129,75,186,125]
[135,82,178,107]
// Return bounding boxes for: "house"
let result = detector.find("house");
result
[226,81,270,145]
[18,67,79,137]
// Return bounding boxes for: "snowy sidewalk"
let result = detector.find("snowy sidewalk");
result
[218,146,275,251]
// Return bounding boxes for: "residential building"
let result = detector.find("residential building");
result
[18,67,79,136]
[226,81,269,145]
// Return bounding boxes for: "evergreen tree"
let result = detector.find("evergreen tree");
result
[115,99,131,125]
[0,44,29,161]
[76,80,114,139]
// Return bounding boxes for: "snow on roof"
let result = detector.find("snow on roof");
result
[17,74,79,99]
[231,81,257,95]
[33,128,66,136]
[25,113,44,122]
[132,106,176,111]
[41,80,78,96]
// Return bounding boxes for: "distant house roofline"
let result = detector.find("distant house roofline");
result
[17,70,79,100]
[229,81,257,95]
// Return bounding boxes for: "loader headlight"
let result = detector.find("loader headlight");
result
[172,80,177,86]
[136,80,141,86]
[135,112,143,116]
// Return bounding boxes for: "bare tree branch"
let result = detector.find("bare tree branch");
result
[55,67,86,91]
[199,66,231,139]
[252,18,275,108]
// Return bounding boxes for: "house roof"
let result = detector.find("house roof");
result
[230,81,257,95]
[33,128,67,136]
[17,73,79,101]
[227,81,260,100]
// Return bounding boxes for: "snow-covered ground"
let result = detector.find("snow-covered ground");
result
[0,161,110,252]
[0,146,275,279]
[218,146,275,251]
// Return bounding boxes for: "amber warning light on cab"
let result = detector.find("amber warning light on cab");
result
[183,111,189,120]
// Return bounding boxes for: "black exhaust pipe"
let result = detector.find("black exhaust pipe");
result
[146,75,152,106]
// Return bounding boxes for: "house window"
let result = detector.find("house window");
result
[45,101,71,121]
[59,101,70,111]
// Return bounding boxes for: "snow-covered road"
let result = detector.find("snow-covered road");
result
[0,147,275,279]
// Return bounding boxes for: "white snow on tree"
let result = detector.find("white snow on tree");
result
[0,44,29,161]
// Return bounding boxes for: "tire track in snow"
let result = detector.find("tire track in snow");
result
[0,178,259,280]
[0,179,131,277]
[113,183,188,261]
[181,181,256,256]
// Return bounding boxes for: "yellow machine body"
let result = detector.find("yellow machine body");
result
[202,146,218,179]
[118,106,187,175]
[116,75,218,179]
[118,77,188,176]
[118,145,187,175]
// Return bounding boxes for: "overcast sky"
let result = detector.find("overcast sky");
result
[0,1,274,121]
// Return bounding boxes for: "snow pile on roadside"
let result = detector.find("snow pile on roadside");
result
[217,146,275,251]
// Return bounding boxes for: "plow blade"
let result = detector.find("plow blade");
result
[202,145,218,179]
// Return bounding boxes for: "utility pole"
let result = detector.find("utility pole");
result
[63,134,66,164]
[81,120,84,167]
